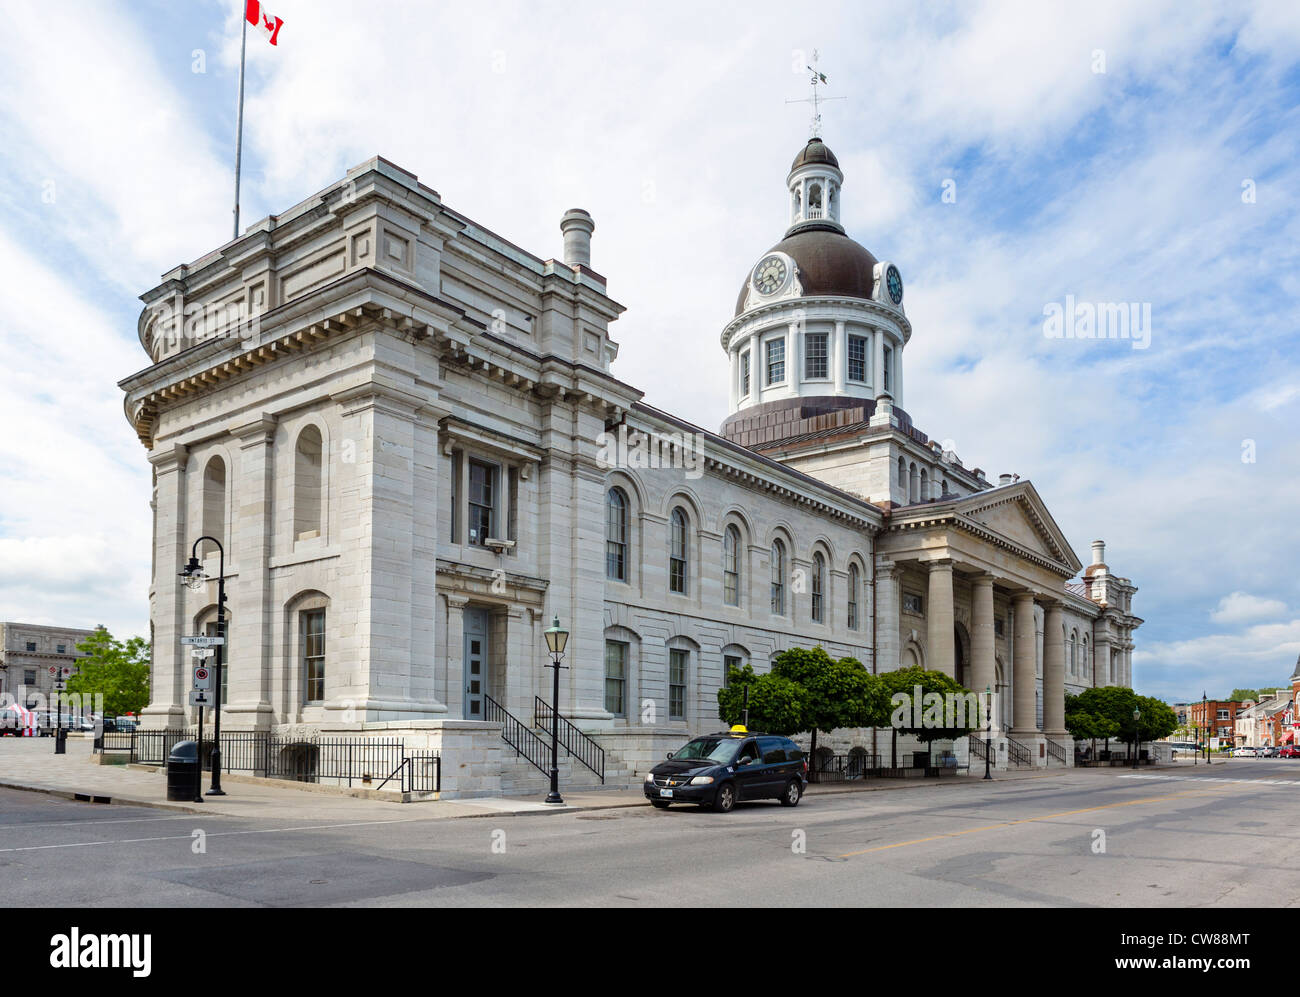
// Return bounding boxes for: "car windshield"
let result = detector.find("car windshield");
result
[672,737,741,764]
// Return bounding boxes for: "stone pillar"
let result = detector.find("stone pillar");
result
[445,594,469,718]
[1011,591,1038,736]
[227,414,277,729]
[832,320,847,394]
[1094,625,1111,688]
[748,331,761,398]
[786,321,798,388]
[874,558,899,673]
[971,573,996,716]
[143,443,189,728]
[926,559,955,677]
[1042,599,1066,735]
[728,349,739,410]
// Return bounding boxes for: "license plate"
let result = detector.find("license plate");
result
[659,788,673,798]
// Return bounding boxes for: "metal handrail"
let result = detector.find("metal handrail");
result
[485,695,552,779]
[1046,739,1068,764]
[968,734,989,762]
[534,696,605,783]
[1006,736,1032,767]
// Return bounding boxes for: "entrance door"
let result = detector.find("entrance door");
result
[463,608,488,719]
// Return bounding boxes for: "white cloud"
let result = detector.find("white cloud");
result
[1210,592,1288,625]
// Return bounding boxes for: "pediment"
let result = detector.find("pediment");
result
[955,483,1081,572]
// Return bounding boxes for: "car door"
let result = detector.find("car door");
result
[731,738,765,800]
[756,737,789,798]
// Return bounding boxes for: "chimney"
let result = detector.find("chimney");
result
[1091,540,1106,565]
[560,209,594,268]
[998,473,1014,486]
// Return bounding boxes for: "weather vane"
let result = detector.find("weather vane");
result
[786,49,845,138]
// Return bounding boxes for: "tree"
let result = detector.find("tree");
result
[716,647,889,779]
[64,626,151,717]
[1229,689,1260,703]
[879,666,981,767]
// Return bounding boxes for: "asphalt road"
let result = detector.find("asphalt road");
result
[4,761,1299,907]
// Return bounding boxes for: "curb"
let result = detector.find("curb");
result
[0,779,207,815]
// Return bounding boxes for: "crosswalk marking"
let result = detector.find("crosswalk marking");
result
[1120,773,1300,787]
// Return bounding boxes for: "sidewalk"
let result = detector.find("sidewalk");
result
[0,737,1100,822]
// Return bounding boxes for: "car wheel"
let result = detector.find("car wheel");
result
[780,779,803,807]
[650,800,671,809]
[712,782,736,813]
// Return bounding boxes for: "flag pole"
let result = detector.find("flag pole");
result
[232,5,248,241]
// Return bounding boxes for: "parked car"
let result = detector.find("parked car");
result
[1232,746,1257,757]
[644,726,808,812]
[1260,746,1279,757]
[1278,746,1300,758]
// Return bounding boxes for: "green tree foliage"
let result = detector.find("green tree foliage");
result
[1064,687,1178,751]
[65,626,150,717]
[716,647,890,767]
[1229,689,1260,703]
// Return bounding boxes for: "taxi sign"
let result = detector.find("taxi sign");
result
[728,724,748,735]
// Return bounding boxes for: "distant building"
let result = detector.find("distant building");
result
[1189,699,1245,747]
[0,623,96,707]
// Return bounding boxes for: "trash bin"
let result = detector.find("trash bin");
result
[167,740,200,801]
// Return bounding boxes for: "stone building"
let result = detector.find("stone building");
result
[119,137,1142,792]
[0,622,96,708]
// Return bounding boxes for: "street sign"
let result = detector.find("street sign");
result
[180,635,224,647]
[190,647,214,659]
[193,665,211,691]
[189,688,212,707]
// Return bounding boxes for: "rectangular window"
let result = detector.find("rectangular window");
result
[1217,710,1230,720]
[669,649,687,721]
[740,351,751,395]
[883,345,894,393]
[25,642,36,652]
[23,669,36,686]
[467,459,497,545]
[765,339,785,385]
[604,641,627,717]
[723,654,743,685]
[450,449,461,542]
[903,592,924,615]
[302,609,326,704]
[805,333,828,379]
[848,589,858,630]
[994,618,1005,637]
[848,335,867,382]
[56,644,66,654]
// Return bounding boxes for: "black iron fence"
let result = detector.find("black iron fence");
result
[98,728,439,792]
[812,751,879,782]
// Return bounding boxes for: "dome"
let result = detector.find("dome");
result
[790,137,839,172]
[735,225,878,315]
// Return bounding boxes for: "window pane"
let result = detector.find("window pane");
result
[740,352,751,395]
[669,649,687,720]
[604,641,626,716]
[606,489,627,581]
[670,508,688,594]
[766,339,785,385]
[805,333,828,379]
[848,335,867,382]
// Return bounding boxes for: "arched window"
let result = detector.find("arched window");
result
[898,456,907,488]
[847,563,860,630]
[605,488,628,581]
[811,552,825,623]
[1070,632,1078,676]
[920,468,929,501]
[723,524,741,606]
[294,426,323,540]
[201,456,225,552]
[770,540,786,615]
[669,507,689,594]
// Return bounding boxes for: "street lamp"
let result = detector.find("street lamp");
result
[1132,707,1141,769]
[983,684,993,781]
[1202,691,1210,765]
[180,536,227,796]
[542,615,569,805]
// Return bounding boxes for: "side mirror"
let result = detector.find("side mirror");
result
[665,751,674,759]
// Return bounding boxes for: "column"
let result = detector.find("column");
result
[832,320,847,394]
[143,443,189,728]
[1093,625,1111,688]
[1011,591,1038,736]
[445,594,469,717]
[971,573,996,718]
[728,348,739,410]
[228,414,277,729]
[748,331,761,398]
[1042,599,1066,735]
[926,559,955,677]
[874,558,899,673]
[786,321,798,389]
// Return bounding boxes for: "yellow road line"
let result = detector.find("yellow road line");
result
[836,787,1243,858]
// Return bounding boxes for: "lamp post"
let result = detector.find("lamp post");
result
[180,537,227,796]
[983,684,993,780]
[542,615,569,805]
[1203,691,1210,765]
[1132,707,1141,769]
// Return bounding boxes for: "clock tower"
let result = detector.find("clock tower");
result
[721,136,910,445]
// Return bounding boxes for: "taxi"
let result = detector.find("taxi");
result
[643,725,808,812]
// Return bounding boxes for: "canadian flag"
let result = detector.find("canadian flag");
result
[245,0,283,46]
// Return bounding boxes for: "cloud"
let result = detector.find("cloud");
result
[1210,592,1289,625]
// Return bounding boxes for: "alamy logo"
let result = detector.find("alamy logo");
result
[595,424,705,479]
[49,928,151,977]
[1043,295,1151,350]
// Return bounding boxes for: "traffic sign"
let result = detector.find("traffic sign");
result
[191,647,214,659]
[189,688,212,707]
[180,635,224,647]
[193,665,211,691]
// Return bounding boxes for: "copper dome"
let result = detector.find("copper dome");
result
[790,137,840,172]
[735,225,878,316]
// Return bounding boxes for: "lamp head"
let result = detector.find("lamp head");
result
[544,615,569,657]
[180,557,207,592]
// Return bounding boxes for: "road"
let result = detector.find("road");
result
[4,761,1299,906]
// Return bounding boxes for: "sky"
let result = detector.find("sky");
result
[0,0,1297,703]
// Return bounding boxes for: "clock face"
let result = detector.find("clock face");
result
[886,265,903,305]
[753,255,788,295]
